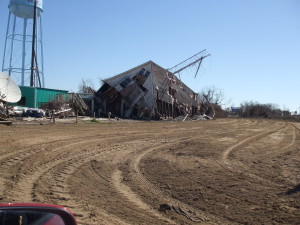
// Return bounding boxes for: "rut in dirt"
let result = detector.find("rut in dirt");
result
[0,119,299,225]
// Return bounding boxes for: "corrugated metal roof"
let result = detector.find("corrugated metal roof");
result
[104,61,153,84]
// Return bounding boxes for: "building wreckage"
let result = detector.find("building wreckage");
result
[95,50,210,120]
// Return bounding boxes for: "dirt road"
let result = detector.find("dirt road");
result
[0,118,299,224]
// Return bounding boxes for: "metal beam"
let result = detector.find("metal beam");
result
[172,54,210,75]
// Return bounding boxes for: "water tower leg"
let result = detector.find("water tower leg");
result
[2,12,11,72]
[21,18,27,86]
[39,16,45,88]
[8,15,17,76]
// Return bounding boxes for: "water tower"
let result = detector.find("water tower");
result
[2,0,45,88]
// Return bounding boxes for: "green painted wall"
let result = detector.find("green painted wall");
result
[15,86,68,108]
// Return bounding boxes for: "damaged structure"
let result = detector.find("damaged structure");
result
[95,60,206,120]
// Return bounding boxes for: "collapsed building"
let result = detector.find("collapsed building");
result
[95,60,205,120]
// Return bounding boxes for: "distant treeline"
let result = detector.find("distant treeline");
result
[235,101,293,119]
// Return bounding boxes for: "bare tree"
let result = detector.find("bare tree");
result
[198,86,225,105]
[78,78,95,93]
[198,86,229,118]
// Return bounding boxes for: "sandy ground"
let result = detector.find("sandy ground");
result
[0,118,299,225]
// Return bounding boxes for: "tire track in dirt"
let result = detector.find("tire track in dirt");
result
[2,119,298,224]
[148,120,299,223]
[160,120,284,182]
[278,122,300,185]
[4,139,104,202]
[220,122,299,184]
[2,133,149,200]
[112,169,177,225]
[66,139,178,225]
[249,122,299,158]
[12,137,174,224]
[0,134,110,171]
[33,147,120,224]
[145,120,298,224]
[0,132,125,163]
[47,140,156,225]
[0,135,108,181]
[219,122,296,189]
[0,130,155,182]
[221,122,286,165]
[148,132,255,224]
[117,139,220,224]
[288,122,300,151]
[3,137,140,224]
[114,120,275,224]
[0,137,83,199]
[1,132,144,195]
[0,125,209,224]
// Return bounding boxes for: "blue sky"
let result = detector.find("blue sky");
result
[0,0,299,112]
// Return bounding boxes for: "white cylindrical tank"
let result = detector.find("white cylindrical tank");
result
[9,0,43,19]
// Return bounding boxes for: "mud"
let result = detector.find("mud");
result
[0,119,299,224]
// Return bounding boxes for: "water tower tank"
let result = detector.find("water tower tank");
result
[9,0,43,19]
